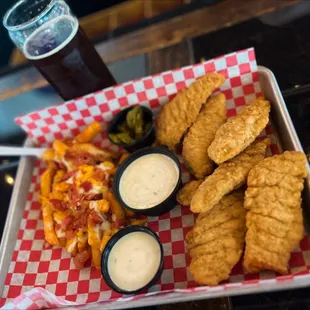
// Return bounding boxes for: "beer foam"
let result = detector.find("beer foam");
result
[23,15,78,60]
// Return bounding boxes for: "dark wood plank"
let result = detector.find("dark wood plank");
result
[148,40,194,75]
[96,0,300,63]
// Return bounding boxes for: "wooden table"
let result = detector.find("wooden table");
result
[0,0,300,101]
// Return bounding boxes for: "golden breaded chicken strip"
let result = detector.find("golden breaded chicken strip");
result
[190,139,269,213]
[157,73,225,150]
[176,180,203,206]
[182,93,227,178]
[243,151,308,274]
[187,191,246,286]
[208,97,270,164]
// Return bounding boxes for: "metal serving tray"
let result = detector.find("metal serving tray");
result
[0,66,309,309]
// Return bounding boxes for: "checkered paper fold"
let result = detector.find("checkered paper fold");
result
[2,48,310,309]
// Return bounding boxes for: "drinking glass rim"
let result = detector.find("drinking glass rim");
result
[3,0,57,31]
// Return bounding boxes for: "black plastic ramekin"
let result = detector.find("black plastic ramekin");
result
[101,226,164,294]
[112,146,182,216]
[107,106,156,153]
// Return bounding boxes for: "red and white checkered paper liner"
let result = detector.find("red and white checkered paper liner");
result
[2,48,310,309]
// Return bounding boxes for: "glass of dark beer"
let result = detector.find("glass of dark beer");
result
[3,0,116,100]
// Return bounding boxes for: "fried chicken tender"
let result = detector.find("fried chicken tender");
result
[243,151,308,274]
[176,180,203,206]
[156,73,225,150]
[208,97,271,164]
[186,191,246,286]
[182,94,227,178]
[190,139,269,213]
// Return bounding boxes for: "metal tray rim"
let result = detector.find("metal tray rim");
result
[1,66,310,309]
[259,66,309,156]
[0,139,34,296]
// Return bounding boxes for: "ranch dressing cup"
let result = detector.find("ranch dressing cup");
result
[112,147,182,216]
[101,226,164,294]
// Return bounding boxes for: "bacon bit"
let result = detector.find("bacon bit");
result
[55,223,62,231]
[66,230,76,239]
[113,219,120,229]
[80,201,90,213]
[72,199,86,212]
[79,212,90,227]
[73,249,91,269]
[93,194,103,200]
[112,219,126,229]
[90,210,103,225]
[58,162,67,171]
[62,169,77,181]
[50,199,68,211]
[92,167,106,181]
[71,212,90,230]
[64,150,77,160]
[80,181,92,192]
[61,201,69,210]
[108,178,113,188]
[68,183,80,202]
[65,151,97,166]
[84,193,102,201]
[62,215,74,230]
[76,156,96,167]
[50,199,61,209]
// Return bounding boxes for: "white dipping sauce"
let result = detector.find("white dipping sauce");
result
[108,232,161,291]
[119,154,179,209]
